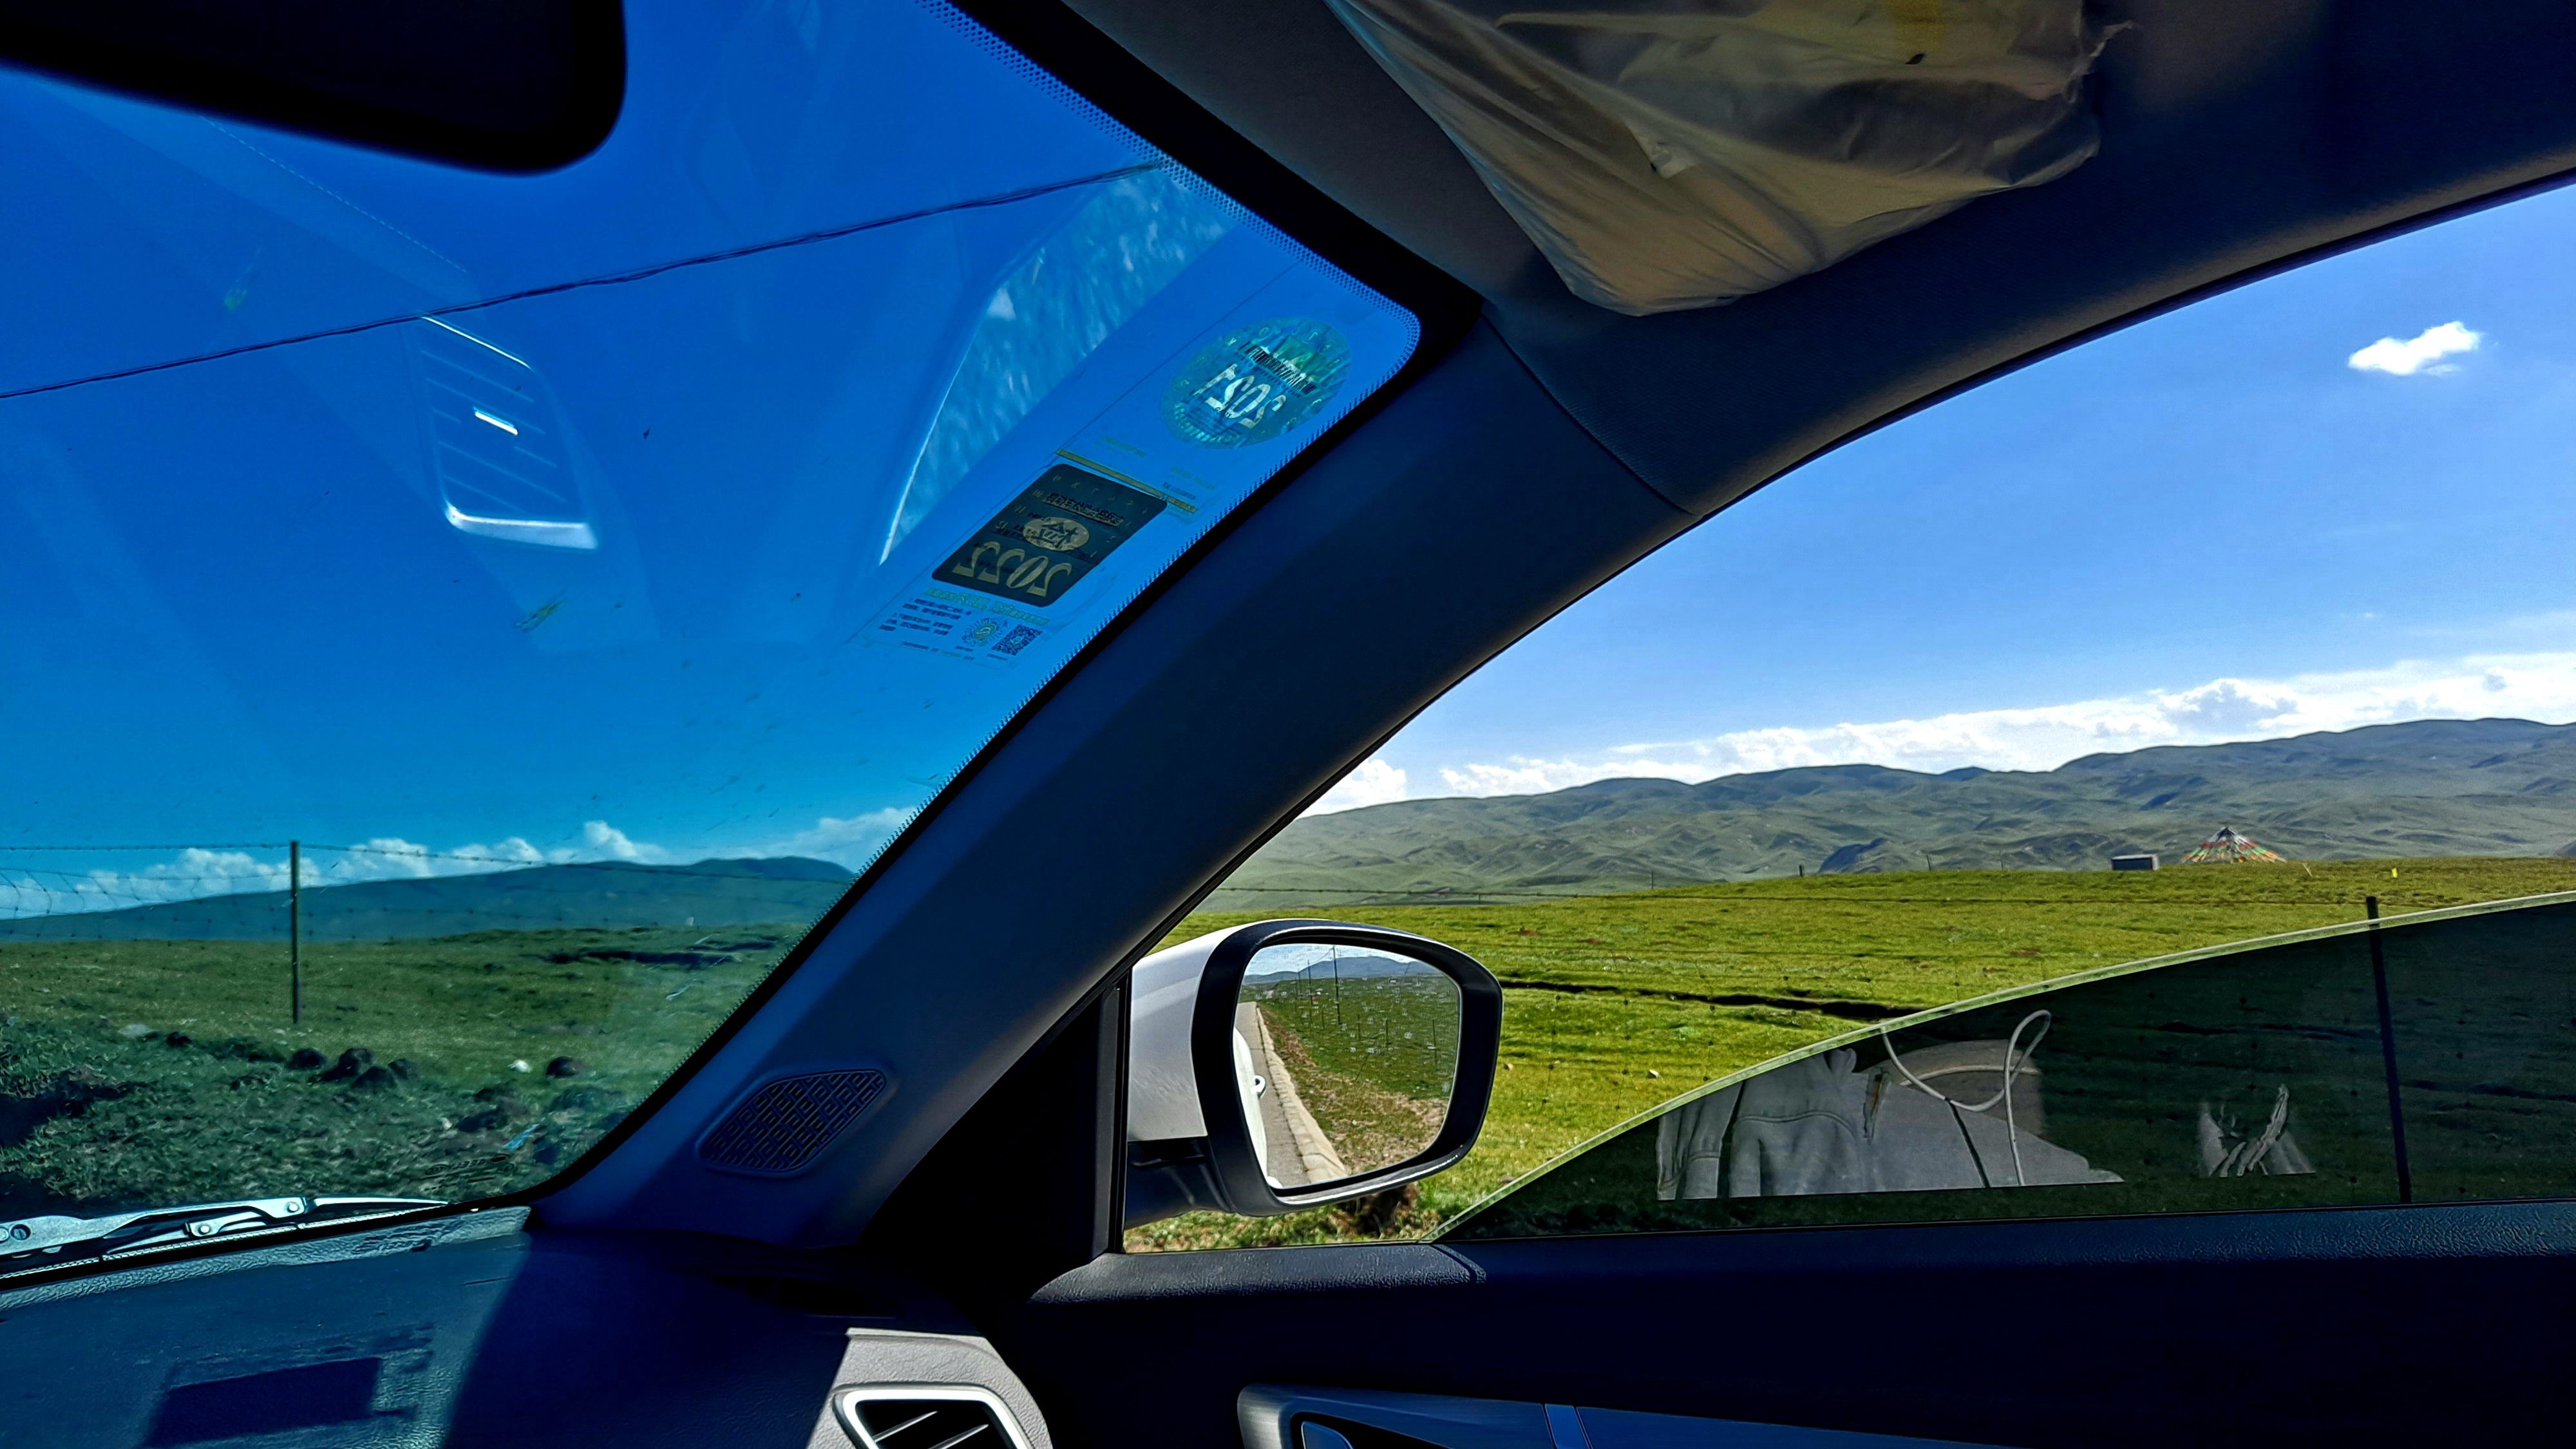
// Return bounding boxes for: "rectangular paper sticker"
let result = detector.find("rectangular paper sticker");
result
[934,463,1169,609]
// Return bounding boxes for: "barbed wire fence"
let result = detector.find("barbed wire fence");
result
[1196,883,2460,907]
[7,840,2550,1029]
[0,842,851,1027]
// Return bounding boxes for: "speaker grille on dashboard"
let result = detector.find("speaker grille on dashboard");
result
[698,1069,888,1175]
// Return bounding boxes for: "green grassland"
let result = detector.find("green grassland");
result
[10,855,2575,1244]
[0,926,786,1215]
[1127,855,2576,1250]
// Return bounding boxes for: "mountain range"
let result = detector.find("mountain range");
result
[1209,717,2576,906]
[3,857,854,942]
[19,717,2576,936]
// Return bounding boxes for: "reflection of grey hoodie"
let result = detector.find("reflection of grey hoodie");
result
[1655,1048,2119,1201]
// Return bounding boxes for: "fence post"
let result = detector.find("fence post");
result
[289,840,302,1027]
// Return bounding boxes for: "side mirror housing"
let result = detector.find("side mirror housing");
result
[1124,920,1501,1228]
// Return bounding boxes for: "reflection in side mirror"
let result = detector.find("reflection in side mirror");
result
[1235,943,1463,1190]
[1124,920,1501,1228]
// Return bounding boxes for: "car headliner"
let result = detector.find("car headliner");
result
[540,0,2576,1249]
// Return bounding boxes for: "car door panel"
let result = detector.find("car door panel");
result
[1004,1200,2576,1448]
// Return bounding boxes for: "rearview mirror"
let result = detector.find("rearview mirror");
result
[1125,920,1501,1227]
[0,0,624,173]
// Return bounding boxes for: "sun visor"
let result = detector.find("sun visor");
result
[1321,0,2119,314]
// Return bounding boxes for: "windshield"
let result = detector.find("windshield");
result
[0,0,1415,1246]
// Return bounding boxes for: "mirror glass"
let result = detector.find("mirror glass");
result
[1235,943,1463,1189]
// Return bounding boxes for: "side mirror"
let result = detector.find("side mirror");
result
[1124,920,1502,1227]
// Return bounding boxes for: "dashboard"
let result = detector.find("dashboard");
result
[0,1215,1050,1449]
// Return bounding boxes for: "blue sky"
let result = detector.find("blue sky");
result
[0,2,1416,914]
[1313,177,2576,810]
[8,2,2575,916]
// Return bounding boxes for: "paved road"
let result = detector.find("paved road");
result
[1236,1001,1348,1188]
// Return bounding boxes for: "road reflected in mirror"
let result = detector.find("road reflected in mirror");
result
[1235,943,1462,1188]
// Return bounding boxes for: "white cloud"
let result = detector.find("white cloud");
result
[1,821,686,920]
[451,837,546,867]
[1304,758,1410,815]
[312,838,549,881]
[1430,650,2576,797]
[120,848,296,896]
[764,808,914,867]
[2347,321,2481,377]
[553,820,665,864]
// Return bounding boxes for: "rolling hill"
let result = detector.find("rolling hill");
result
[1213,717,2576,906]
[3,857,854,942]
[22,717,2576,934]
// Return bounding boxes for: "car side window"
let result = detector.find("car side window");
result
[1445,896,2576,1240]
[1126,175,2576,1252]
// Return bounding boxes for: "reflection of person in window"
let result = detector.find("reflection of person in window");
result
[1655,1043,2119,1200]
[2197,1084,2313,1177]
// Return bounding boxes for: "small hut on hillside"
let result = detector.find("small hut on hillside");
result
[2183,826,2286,864]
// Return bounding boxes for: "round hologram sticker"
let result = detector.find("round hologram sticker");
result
[1162,317,1352,449]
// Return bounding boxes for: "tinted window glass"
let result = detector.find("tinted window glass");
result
[1445,895,2576,1238]
[2381,902,2576,1203]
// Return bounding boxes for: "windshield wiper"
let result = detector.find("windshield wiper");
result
[0,1195,443,1272]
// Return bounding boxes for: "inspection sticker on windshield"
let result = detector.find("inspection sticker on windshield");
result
[868,464,1168,665]
[1162,317,1352,449]
[936,464,1167,606]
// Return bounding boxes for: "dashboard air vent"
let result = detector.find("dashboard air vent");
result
[833,1388,1028,1449]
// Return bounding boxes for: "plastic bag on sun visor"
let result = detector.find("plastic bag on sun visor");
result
[1321,0,2118,314]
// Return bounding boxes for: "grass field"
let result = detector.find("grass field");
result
[0,926,784,1215]
[1126,855,2576,1249]
[10,856,2576,1242]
